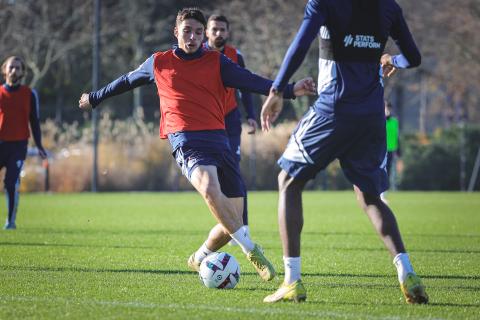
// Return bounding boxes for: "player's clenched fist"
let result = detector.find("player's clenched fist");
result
[380,54,397,78]
[78,93,92,110]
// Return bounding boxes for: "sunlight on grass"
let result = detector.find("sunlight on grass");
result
[0,192,479,319]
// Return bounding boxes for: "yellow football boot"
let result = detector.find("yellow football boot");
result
[400,273,429,304]
[264,280,307,303]
[246,244,276,281]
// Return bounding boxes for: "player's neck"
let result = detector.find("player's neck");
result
[6,79,20,87]
[174,46,204,60]
[5,81,21,90]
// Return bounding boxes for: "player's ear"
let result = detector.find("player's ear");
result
[173,26,179,38]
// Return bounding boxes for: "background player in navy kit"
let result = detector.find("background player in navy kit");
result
[381,99,402,203]
[0,56,47,230]
[260,0,428,304]
[205,14,257,245]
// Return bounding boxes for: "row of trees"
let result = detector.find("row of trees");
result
[1,0,479,192]
[1,0,478,129]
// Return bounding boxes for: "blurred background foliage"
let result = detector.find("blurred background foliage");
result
[17,119,480,193]
[0,0,479,191]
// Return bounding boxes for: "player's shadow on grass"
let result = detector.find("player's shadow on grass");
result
[301,272,480,281]
[0,241,161,250]
[308,300,480,308]
[427,302,480,308]
[2,263,480,282]
[302,231,480,238]
[309,246,480,254]
[19,227,209,237]
[4,241,480,256]
[308,300,411,307]
[21,228,480,240]
[0,265,194,275]
[236,286,274,293]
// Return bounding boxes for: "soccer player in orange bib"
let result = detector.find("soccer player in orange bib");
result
[1,56,47,230]
[79,8,316,282]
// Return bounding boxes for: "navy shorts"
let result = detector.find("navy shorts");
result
[173,146,246,198]
[227,134,241,162]
[278,108,388,195]
[0,140,28,188]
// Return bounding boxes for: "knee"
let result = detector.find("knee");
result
[278,170,291,192]
[198,181,222,203]
[354,186,368,211]
[278,170,304,194]
[354,186,381,211]
[4,179,18,192]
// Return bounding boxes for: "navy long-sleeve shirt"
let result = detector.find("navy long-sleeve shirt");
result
[89,47,295,152]
[272,0,421,118]
[90,47,294,108]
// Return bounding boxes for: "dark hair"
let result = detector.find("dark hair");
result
[1,56,25,79]
[176,7,206,28]
[207,14,230,29]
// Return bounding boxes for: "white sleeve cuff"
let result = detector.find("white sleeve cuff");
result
[392,54,410,69]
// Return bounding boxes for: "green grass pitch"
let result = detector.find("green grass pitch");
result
[1,191,479,319]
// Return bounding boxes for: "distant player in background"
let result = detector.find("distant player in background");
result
[79,8,316,283]
[260,0,428,304]
[205,14,257,245]
[0,56,47,230]
[381,100,402,203]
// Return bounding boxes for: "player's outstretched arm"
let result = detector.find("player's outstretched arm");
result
[78,55,156,111]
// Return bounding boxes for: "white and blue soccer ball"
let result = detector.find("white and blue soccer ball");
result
[199,252,240,289]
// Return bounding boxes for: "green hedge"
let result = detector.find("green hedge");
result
[399,125,480,191]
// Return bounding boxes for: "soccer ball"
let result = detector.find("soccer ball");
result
[199,252,240,289]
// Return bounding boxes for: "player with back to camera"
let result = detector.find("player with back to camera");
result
[260,0,429,304]
[78,8,316,283]
[0,56,47,230]
[204,14,257,246]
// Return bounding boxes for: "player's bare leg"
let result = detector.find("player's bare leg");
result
[353,185,405,255]
[190,165,243,233]
[188,165,275,281]
[265,170,307,302]
[205,223,232,249]
[353,185,428,304]
[188,223,231,272]
[277,170,307,258]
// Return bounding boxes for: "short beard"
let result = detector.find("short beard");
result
[7,75,21,86]
[213,38,226,49]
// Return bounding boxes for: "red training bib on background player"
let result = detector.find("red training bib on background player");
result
[0,85,32,141]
